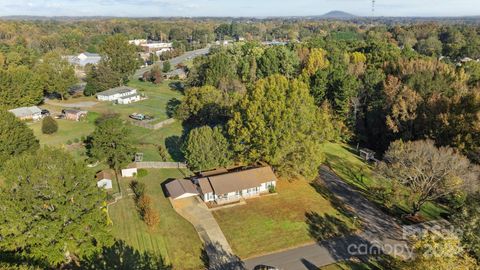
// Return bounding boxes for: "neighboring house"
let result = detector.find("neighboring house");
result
[129,39,148,46]
[8,106,43,121]
[140,42,173,55]
[96,86,142,104]
[62,109,87,121]
[165,179,199,200]
[164,68,187,80]
[96,171,113,190]
[66,52,102,67]
[121,165,138,177]
[165,166,278,205]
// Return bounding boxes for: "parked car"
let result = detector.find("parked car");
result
[41,109,50,116]
[129,113,153,121]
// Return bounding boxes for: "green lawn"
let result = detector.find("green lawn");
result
[108,169,203,270]
[322,143,449,221]
[97,80,183,123]
[212,179,356,259]
[29,115,97,146]
[29,80,185,162]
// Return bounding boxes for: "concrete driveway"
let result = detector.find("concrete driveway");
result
[172,196,244,269]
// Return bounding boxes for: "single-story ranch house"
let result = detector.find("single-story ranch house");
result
[9,106,43,121]
[96,171,113,190]
[166,166,277,205]
[96,86,141,104]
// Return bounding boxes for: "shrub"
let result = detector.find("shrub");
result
[66,140,72,145]
[268,185,276,194]
[158,145,169,161]
[73,138,80,143]
[129,180,146,200]
[137,169,148,178]
[137,194,152,216]
[143,206,160,229]
[41,116,58,134]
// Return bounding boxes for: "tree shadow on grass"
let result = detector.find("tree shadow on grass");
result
[165,135,184,162]
[305,212,352,242]
[166,98,181,118]
[70,240,171,270]
[200,242,245,270]
[310,181,356,220]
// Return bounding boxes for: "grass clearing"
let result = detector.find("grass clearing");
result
[322,142,449,221]
[29,116,96,146]
[212,179,355,259]
[108,169,203,270]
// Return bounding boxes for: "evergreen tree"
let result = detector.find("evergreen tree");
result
[99,34,139,83]
[89,117,136,173]
[0,110,39,169]
[0,66,43,108]
[41,116,58,134]
[84,63,122,96]
[0,148,112,267]
[162,60,171,73]
[36,51,77,100]
[183,126,232,171]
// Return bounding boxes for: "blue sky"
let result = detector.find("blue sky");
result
[0,0,479,17]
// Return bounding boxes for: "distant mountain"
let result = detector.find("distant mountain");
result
[319,11,357,19]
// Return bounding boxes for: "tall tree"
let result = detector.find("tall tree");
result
[84,63,122,96]
[183,126,232,171]
[452,193,480,261]
[0,148,112,267]
[99,34,139,83]
[228,75,326,179]
[402,232,478,270]
[378,140,479,216]
[36,51,77,100]
[89,117,136,173]
[0,110,39,169]
[0,66,43,108]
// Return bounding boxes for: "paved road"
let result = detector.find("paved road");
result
[134,46,210,77]
[244,166,409,270]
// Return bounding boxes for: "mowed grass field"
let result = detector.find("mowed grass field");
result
[212,179,355,259]
[108,169,203,270]
[96,80,183,123]
[322,142,449,221]
[28,80,185,162]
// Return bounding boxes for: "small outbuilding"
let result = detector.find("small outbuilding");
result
[9,106,43,121]
[121,164,138,178]
[96,171,113,190]
[165,179,199,200]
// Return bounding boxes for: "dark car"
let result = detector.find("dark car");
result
[41,109,50,116]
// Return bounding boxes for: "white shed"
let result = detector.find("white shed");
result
[121,165,138,177]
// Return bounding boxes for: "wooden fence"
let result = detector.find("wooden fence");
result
[134,161,187,169]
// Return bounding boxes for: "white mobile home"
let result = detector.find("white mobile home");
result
[96,86,141,104]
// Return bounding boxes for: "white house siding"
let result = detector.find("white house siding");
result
[117,94,141,104]
[97,89,137,102]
